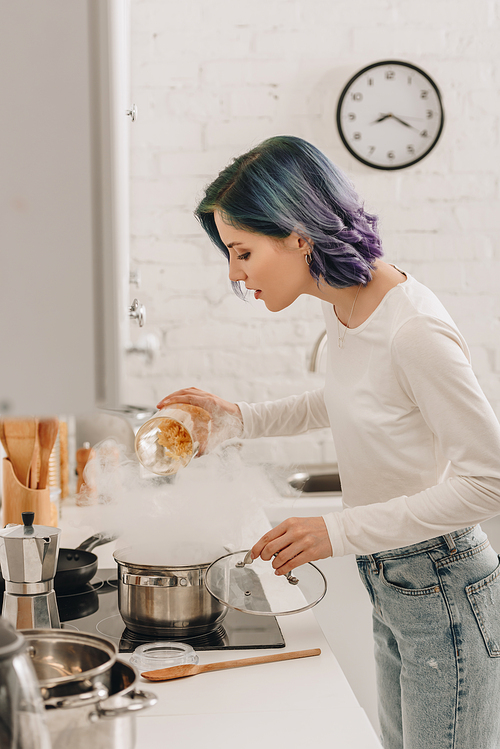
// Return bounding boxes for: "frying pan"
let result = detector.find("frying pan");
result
[54,532,116,593]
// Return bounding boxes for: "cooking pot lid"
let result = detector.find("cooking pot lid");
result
[204,550,327,616]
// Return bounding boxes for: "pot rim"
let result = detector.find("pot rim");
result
[20,629,117,687]
[113,547,222,570]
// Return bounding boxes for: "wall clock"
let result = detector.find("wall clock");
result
[336,60,444,170]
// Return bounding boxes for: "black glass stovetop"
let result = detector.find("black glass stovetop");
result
[54,569,285,652]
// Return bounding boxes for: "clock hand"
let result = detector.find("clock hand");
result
[371,113,391,124]
[391,114,419,131]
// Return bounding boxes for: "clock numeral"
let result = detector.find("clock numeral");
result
[407,145,415,155]
[420,90,429,99]
[387,151,395,160]
[420,130,429,138]
[426,109,434,119]
[353,132,361,140]
[348,113,356,121]
[385,70,395,80]
[368,146,376,155]
[367,77,374,86]
[351,92,363,101]
[407,76,412,85]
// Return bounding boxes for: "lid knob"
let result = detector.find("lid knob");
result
[22,511,35,527]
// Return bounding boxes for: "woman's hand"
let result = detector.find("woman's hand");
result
[156,387,243,454]
[251,517,333,575]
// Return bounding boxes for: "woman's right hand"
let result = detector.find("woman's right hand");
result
[156,387,243,453]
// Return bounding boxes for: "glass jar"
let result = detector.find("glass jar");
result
[134,404,212,475]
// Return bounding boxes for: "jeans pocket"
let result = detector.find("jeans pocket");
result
[466,557,500,657]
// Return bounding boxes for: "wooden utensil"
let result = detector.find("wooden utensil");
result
[37,417,59,490]
[59,420,69,498]
[141,648,321,682]
[3,418,38,486]
[29,436,39,489]
[0,420,9,456]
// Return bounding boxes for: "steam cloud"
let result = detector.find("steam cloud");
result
[75,438,284,565]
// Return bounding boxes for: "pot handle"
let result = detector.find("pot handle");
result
[44,685,109,710]
[77,532,117,552]
[90,689,158,721]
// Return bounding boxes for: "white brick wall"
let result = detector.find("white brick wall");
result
[126,0,500,464]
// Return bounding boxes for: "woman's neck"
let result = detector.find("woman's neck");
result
[311,261,406,328]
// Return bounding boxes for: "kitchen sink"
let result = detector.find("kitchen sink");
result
[284,465,342,496]
[266,464,343,526]
[288,472,342,494]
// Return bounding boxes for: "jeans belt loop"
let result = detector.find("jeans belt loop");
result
[367,554,378,573]
[443,533,457,553]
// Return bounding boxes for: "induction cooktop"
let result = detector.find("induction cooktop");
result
[55,569,285,652]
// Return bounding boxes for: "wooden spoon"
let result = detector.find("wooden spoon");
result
[3,418,38,487]
[37,417,59,490]
[141,648,321,682]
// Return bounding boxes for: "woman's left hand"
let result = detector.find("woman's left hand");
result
[251,517,333,575]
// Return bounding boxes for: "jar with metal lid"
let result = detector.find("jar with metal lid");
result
[134,404,212,475]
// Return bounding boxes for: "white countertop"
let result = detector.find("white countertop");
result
[129,608,381,748]
[58,499,381,748]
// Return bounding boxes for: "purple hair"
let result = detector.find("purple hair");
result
[195,135,383,292]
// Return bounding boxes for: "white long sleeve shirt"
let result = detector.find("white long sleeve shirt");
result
[238,272,500,557]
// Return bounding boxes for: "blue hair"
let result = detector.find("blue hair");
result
[195,135,383,296]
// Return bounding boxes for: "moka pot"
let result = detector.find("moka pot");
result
[0,511,61,629]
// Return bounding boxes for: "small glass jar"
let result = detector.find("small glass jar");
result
[134,404,212,475]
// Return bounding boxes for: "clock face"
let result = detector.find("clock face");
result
[336,60,444,170]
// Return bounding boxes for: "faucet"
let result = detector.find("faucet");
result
[309,330,327,372]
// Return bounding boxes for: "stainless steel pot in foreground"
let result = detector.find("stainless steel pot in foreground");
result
[113,547,228,637]
[21,629,117,701]
[38,658,156,749]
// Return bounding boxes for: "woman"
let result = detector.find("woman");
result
[159,135,500,749]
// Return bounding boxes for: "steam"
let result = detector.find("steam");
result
[75,438,282,565]
[205,409,244,454]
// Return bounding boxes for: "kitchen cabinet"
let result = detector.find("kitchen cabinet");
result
[0,0,131,416]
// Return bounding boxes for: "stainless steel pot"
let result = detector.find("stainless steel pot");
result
[37,658,156,749]
[0,618,51,749]
[21,629,117,701]
[113,547,228,637]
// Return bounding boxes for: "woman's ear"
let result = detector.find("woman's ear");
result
[288,231,313,251]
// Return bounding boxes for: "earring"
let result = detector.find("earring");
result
[305,252,312,266]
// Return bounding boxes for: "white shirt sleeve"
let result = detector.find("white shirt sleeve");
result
[237,388,329,440]
[323,315,500,556]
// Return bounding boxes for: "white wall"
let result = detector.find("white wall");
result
[125,0,500,468]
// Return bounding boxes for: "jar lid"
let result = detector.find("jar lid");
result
[130,642,199,671]
[204,550,327,616]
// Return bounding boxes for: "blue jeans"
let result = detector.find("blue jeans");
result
[357,526,500,749]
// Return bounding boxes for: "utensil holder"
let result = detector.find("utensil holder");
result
[2,457,52,526]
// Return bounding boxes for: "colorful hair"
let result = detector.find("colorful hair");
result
[195,135,383,295]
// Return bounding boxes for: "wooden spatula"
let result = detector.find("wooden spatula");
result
[3,418,38,487]
[37,417,59,490]
[141,648,321,682]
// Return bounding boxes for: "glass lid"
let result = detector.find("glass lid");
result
[205,550,327,616]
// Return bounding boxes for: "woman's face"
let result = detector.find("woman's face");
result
[214,210,314,312]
